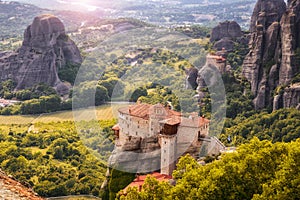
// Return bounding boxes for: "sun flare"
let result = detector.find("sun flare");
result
[58,0,99,12]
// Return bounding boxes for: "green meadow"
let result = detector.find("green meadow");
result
[0,103,127,124]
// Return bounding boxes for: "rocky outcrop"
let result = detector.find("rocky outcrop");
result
[249,0,286,32]
[213,38,235,51]
[186,67,199,89]
[210,21,243,43]
[242,0,300,110]
[279,1,300,85]
[109,136,161,173]
[283,84,300,108]
[210,21,246,54]
[0,14,82,95]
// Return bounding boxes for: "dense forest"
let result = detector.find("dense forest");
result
[0,120,116,197]
[119,138,300,200]
[221,108,300,145]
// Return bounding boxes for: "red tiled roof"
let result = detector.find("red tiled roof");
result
[118,103,181,120]
[160,117,181,126]
[123,172,172,192]
[199,117,210,126]
[0,99,9,104]
[119,103,151,119]
[112,124,120,131]
[118,103,209,127]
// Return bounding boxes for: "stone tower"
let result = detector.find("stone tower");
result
[159,118,180,176]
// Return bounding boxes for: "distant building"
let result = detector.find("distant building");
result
[0,99,20,108]
[0,99,11,107]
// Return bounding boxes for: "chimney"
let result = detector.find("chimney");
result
[190,112,198,122]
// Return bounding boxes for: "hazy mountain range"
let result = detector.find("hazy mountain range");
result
[4,0,256,28]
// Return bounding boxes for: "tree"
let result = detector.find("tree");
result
[99,77,125,98]
[123,138,300,200]
[130,87,148,102]
[58,62,81,85]
[172,154,199,179]
[95,85,109,105]
[39,95,61,113]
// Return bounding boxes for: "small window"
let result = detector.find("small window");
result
[138,125,139,128]
[164,141,167,144]
[164,150,166,153]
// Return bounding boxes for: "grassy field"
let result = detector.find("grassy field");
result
[0,103,128,125]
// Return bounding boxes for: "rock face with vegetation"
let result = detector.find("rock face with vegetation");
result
[242,0,300,110]
[0,14,82,95]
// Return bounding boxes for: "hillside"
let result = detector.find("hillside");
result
[0,120,116,198]
[0,0,300,199]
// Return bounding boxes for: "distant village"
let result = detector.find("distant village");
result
[0,98,19,108]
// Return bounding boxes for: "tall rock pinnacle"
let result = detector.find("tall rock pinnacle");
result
[242,0,300,110]
[0,14,82,95]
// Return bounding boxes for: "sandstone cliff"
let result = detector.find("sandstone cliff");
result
[242,0,300,110]
[0,14,82,95]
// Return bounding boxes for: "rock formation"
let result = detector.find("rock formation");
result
[210,21,243,43]
[186,67,199,89]
[0,14,82,95]
[242,0,300,110]
[213,38,235,52]
[109,136,161,173]
[211,21,245,52]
